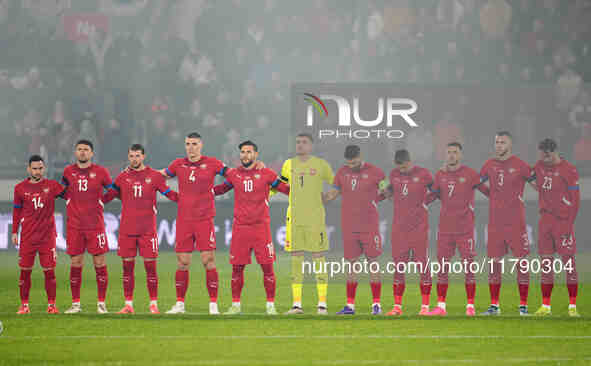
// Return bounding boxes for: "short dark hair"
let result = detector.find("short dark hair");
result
[394,149,411,164]
[187,132,202,139]
[496,131,512,139]
[239,140,258,152]
[76,139,94,151]
[344,145,361,160]
[28,155,44,165]
[447,142,463,150]
[296,132,314,143]
[129,143,145,154]
[538,138,557,152]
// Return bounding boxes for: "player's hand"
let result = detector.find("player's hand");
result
[11,233,18,246]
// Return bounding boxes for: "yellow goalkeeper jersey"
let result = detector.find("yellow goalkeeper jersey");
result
[281,156,334,229]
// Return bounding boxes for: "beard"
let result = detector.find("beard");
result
[78,159,88,164]
[241,160,254,168]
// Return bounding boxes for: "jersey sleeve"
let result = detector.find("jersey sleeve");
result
[213,157,228,177]
[52,180,66,198]
[102,167,114,189]
[12,186,23,234]
[423,168,434,188]
[155,172,178,202]
[323,160,335,185]
[479,161,490,182]
[103,173,122,203]
[165,159,178,178]
[565,163,580,224]
[424,171,440,204]
[61,166,71,187]
[521,160,534,181]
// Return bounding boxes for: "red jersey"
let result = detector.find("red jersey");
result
[333,162,385,233]
[166,156,227,221]
[389,166,433,232]
[430,165,482,235]
[533,159,580,221]
[214,167,289,226]
[480,155,532,228]
[61,164,112,230]
[109,167,176,236]
[12,179,65,244]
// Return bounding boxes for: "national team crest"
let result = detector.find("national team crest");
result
[145,178,152,184]
[459,177,466,183]
[43,188,49,193]
[554,172,559,176]
[509,168,516,173]
[362,174,368,179]
[89,172,96,179]
[200,164,207,169]
[254,174,260,179]
[310,168,317,176]
[413,177,419,182]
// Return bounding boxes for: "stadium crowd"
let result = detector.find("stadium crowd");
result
[0,0,590,178]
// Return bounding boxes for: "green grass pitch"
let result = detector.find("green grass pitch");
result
[0,251,589,365]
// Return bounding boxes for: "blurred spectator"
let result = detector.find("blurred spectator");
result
[102,118,128,163]
[555,68,582,110]
[480,0,512,40]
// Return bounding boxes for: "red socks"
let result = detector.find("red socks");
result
[231,265,245,302]
[420,283,431,306]
[95,265,108,302]
[206,268,219,302]
[346,281,358,304]
[465,283,476,305]
[70,266,82,303]
[260,263,276,302]
[122,260,135,301]
[489,283,501,305]
[175,269,189,302]
[144,261,158,301]
[393,283,405,305]
[541,283,553,305]
[19,269,32,304]
[43,269,56,304]
[437,283,449,303]
[370,281,381,304]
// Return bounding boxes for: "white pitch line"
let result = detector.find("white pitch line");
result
[2,335,591,340]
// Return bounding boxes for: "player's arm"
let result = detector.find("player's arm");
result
[270,174,290,195]
[213,180,234,196]
[156,176,179,202]
[102,181,121,203]
[477,163,491,198]
[472,175,490,197]
[270,160,290,197]
[525,165,538,191]
[323,170,341,202]
[160,160,177,179]
[425,175,440,204]
[566,166,580,228]
[11,187,22,246]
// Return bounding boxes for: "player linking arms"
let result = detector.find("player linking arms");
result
[531,139,580,317]
[381,149,434,316]
[13,155,66,314]
[479,131,535,316]
[103,144,178,314]
[324,145,387,315]
[213,140,289,315]
[62,140,114,314]
[281,133,334,315]
[424,142,489,316]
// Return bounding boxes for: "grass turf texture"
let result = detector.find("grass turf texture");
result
[0,251,589,365]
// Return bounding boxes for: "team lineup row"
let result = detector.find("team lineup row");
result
[11,131,580,317]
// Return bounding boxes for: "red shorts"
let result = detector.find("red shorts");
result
[118,233,159,258]
[487,225,530,258]
[538,214,576,256]
[437,232,476,260]
[175,218,216,252]
[230,223,274,265]
[66,227,109,256]
[391,229,428,261]
[19,236,57,268]
[343,231,382,261]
